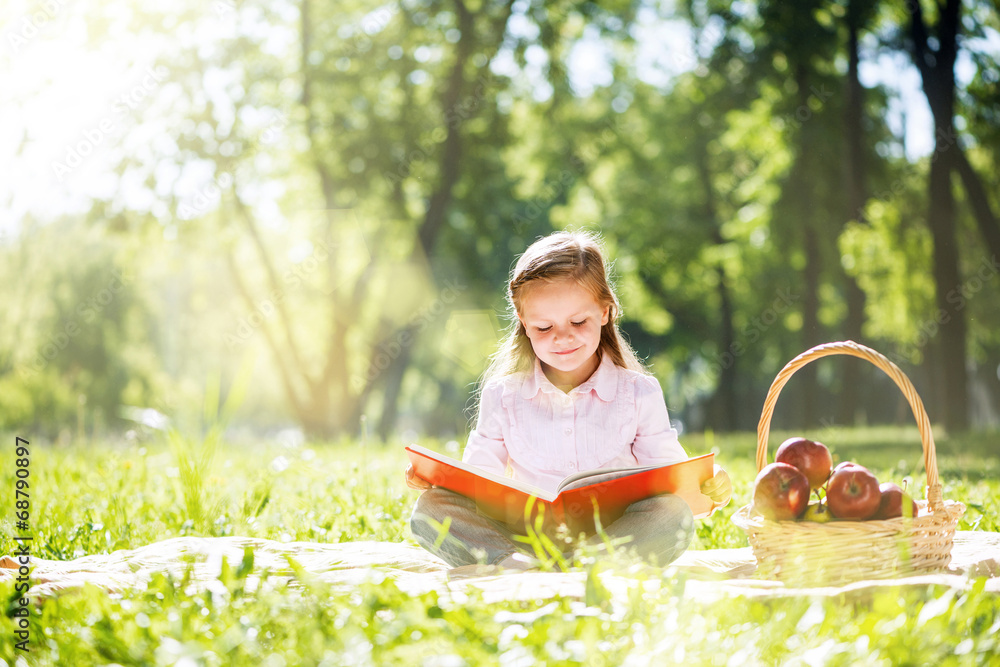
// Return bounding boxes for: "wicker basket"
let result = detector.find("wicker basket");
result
[731,340,966,585]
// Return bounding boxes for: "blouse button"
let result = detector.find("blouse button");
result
[568,462,576,470]
[564,427,572,435]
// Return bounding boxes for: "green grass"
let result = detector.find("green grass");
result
[2,426,999,665]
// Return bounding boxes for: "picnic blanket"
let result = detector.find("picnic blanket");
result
[3,531,998,604]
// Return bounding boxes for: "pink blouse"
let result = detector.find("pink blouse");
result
[462,353,688,494]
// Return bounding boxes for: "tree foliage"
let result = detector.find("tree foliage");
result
[3,0,999,438]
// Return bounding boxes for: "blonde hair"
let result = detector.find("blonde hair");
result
[481,230,647,388]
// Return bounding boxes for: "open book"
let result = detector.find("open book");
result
[406,444,716,534]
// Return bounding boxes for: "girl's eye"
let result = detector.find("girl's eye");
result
[536,326,551,333]
[572,320,586,327]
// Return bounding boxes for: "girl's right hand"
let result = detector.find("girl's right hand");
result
[405,464,433,490]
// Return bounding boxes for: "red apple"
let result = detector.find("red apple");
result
[871,482,918,520]
[775,437,833,489]
[826,464,881,520]
[752,463,811,521]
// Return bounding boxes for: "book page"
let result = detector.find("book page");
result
[556,466,667,493]
[556,461,690,492]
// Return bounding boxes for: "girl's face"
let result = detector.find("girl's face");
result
[518,278,610,390]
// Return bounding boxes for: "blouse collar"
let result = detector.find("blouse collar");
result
[520,352,618,402]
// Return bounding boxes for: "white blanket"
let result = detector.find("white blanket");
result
[3,531,998,603]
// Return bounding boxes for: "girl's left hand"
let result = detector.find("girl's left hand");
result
[701,465,732,508]
[405,464,433,491]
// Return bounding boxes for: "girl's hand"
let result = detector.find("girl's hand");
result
[701,465,732,508]
[405,464,433,491]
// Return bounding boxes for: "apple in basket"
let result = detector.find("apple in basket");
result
[826,463,881,520]
[752,462,810,521]
[871,482,919,520]
[802,501,832,523]
[774,437,833,489]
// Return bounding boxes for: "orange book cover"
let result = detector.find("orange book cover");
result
[405,445,715,534]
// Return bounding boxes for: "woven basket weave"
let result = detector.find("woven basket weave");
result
[731,340,966,585]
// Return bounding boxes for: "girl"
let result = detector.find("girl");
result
[407,231,731,572]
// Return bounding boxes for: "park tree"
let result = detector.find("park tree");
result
[0,217,157,437]
[4,0,999,439]
[117,0,524,439]
[897,0,1000,430]
[837,0,878,425]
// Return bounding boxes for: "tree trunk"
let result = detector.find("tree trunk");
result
[713,264,738,430]
[801,225,822,428]
[694,142,738,431]
[793,64,822,429]
[952,148,1000,263]
[226,0,372,441]
[838,2,870,425]
[907,0,969,432]
[376,327,416,440]
[928,149,968,431]
[375,0,515,438]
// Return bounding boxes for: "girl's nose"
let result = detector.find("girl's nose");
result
[554,327,574,341]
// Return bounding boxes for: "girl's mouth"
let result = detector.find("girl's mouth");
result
[554,347,580,355]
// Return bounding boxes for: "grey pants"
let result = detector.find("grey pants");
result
[410,487,694,567]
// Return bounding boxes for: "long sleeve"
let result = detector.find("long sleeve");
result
[630,374,687,465]
[461,380,509,475]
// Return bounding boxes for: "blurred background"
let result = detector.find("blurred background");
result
[2,0,999,445]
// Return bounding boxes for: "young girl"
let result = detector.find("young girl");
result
[406,231,732,572]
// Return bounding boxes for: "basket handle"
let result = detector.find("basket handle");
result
[756,340,944,511]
